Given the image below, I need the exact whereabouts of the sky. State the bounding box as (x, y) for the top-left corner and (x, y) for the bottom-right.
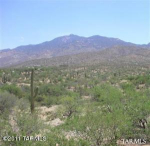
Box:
(0, 0), (150, 50)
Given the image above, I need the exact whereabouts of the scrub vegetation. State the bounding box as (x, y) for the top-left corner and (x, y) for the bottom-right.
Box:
(0, 64), (150, 146)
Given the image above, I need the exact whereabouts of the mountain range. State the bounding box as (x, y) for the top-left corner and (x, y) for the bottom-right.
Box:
(0, 34), (150, 68)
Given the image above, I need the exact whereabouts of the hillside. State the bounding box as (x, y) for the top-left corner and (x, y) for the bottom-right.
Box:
(14, 46), (150, 68)
(1, 34), (150, 68)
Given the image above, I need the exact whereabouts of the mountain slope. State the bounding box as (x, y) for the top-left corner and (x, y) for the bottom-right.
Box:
(0, 34), (149, 68)
(13, 46), (150, 68)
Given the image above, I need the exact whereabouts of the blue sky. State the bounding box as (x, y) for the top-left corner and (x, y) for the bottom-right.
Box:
(0, 0), (149, 50)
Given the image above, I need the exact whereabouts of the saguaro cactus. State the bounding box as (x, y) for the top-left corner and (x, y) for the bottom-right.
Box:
(2, 74), (7, 83)
(30, 69), (38, 114)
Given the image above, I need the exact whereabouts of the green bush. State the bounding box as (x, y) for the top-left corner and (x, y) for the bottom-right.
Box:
(128, 75), (150, 86)
(16, 111), (43, 136)
(92, 84), (122, 104)
(62, 105), (131, 146)
(39, 84), (67, 97)
(60, 96), (79, 118)
(44, 95), (61, 106)
(16, 98), (30, 111)
(0, 91), (17, 117)
(0, 84), (24, 98)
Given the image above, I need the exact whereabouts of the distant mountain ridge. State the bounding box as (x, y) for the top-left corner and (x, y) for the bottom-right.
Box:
(14, 46), (150, 68)
(0, 34), (149, 67)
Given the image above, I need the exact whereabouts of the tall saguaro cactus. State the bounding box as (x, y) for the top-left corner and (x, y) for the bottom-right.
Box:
(30, 69), (38, 114)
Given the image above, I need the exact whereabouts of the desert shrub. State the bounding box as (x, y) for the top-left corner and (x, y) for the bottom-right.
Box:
(120, 88), (150, 139)
(44, 95), (61, 106)
(0, 84), (24, 98)
(134, 75), (149, 85)
(128, 75), (150, 86)
(38, 83), (79, 106)
(77, 86), (92, 96)
(127, 92), (150, 117)
(39, 84), (67, 97)
(16, 110), (43, 136)
(0, 91), (17, 141)
(46, 131), (89, 146)
(60, 96), (79, 118)
(128, 76), (135, 81)
(120, 82), (134, 91)
(0, 91), (17, 115)
(120, 82), (136, 97)
(35, 95), (46, 102)
(92, 84), (122, 104)
(21, 85), (30, 93)
(0, 117), (15, 146)
(16, 98), (30, 111)
(82, 112), (131, 145)
(62, 105), (131, 146)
